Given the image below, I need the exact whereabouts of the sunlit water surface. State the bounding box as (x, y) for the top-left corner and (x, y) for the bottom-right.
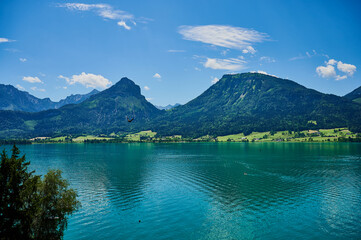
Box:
(7, 143), (361, 239)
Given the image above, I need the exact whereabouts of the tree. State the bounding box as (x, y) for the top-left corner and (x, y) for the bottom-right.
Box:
(0, 145), (80, 240)
(34, 170), (79, 240)
(0, 145), (38, 239)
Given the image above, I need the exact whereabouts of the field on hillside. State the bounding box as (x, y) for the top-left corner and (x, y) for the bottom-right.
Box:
(217, 128), (357, 142)
(26, 128), (360, 143)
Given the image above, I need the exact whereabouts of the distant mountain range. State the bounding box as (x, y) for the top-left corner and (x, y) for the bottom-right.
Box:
(0, 78), (160, 138)
(0, 84), (99, 112)
(155, 103), (181, 110)
(0, 73), (360, 139)
(54, 89), (100, 108)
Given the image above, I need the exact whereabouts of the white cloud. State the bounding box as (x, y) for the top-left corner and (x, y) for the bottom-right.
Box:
(137, 17), (153, 24)
(178, 25), (267, 50)
(335, 75), (347, 81)
(250, 70), (278, 77)
(204, 57), (247, 71)
(117, 21), (131, 30)
(60, 3), (104, 11)
(16, 84), (25, 91)
(167, 49), (185, 53)
(221, 49), (230, 56)
(4, 48), (19, 52)
(0, 38), (15, 43)
(194, 67), (201, 71)
(60, 3), (133, 19)
(211, 77), (219, 84)
(153, 73), (161, 79)
(316, 59), (356, 80)
(254, 70), (267, 75)
(146, 97), (153, 101)
(144, 86), (150, 91)
(290, 55), (305, 61)
(290, 50), (324, 61)
(30, 87), (45, 92)
(23, 76), (43, 83)
(337, 61), (356, 76)
(59, 3), (135, 29)
(19, 58), (27, 62)
(99, 8), (133, 20)
(58, 75), (69, 81)
(59, 72), (111, 89)
(242, 46), (256, 54)
(327, 59), (337, 65)
(316, 65), (336, 78)
(260, 56), (275, 63)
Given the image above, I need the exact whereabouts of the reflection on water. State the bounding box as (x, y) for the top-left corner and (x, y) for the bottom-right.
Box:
(8, 142), (361, 239)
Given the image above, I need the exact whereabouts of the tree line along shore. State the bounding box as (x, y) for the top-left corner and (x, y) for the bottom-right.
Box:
(1, 128), (360, 145)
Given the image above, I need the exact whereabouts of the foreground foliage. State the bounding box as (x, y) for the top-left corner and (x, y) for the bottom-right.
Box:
(0, 145), (80, 240)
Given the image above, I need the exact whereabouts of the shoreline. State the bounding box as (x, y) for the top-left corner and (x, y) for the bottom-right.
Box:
(1, 127), (360, 145)
(1, 139), (361, 145)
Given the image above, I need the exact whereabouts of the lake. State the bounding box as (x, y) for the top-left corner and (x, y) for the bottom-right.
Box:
(8, 143), (361, 239)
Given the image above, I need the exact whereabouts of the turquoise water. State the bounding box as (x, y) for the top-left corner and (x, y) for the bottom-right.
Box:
(8, 143), (361, 239)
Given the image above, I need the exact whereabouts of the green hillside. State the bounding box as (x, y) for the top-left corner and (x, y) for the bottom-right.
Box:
(344, 86), (361, 104)
(0, 78), (161, 138)
(153, 73), (361, 137)
(0, 73), (360, 139)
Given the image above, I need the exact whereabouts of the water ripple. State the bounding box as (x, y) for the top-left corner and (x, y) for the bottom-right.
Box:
(12, 142), (361, 239)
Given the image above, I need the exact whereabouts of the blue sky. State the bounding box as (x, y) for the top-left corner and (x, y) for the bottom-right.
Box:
(1, 0), (360, 105)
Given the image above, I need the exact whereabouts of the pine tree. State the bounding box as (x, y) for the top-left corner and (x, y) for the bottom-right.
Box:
(0, 145), (80, 240)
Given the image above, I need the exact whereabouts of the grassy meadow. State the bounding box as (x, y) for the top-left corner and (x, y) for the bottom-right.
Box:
(25, 127), (361, 144)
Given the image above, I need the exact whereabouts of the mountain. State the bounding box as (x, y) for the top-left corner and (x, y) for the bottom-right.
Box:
(344, 86), (361, 104)
(152, 73), (361, 137)
(0, 73), (360, 139)
(0, 84), (54, 112)
(155, 103), (181, 110)
(0, 78), (161, 138)
(54, 89), (99, 108)
(0, 84), (99, 112)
